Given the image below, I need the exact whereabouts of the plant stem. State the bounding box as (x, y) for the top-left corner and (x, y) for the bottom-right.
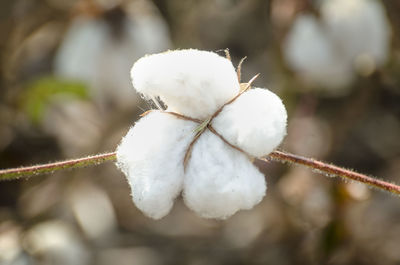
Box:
(0, 152), (116, 181)
(1, 150), (399, 196)
(264, 151), (400, 195)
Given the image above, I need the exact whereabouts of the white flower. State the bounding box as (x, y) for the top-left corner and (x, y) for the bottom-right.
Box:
(284, 0), (391, 91)
(116, 49), (287, 219)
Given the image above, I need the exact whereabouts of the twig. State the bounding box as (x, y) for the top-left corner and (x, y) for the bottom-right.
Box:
(1, 150), (399, 197)
(264, 151), (400, 195)
(0, 152), (116, 181)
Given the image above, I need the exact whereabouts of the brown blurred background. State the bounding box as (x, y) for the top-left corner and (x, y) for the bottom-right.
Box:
(1, 0), (400, 264)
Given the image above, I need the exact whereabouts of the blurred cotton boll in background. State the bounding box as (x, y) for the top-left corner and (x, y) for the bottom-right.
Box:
(321, 0), (391, 73)
(284, 0), (391, 94)
(23, 221), (90, 265)
(67, 180), (117, 241)
(54, 1), (171, 111)
(283, 15), (354, 91)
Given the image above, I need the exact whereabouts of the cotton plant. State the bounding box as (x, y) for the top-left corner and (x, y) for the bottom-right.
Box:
(2, 52), (399, 222)
(116, 49), (287, 219)
(284, 0), (391, 91)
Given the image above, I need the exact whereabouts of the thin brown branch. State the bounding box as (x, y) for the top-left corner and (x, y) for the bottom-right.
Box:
(1, 149), (399, 196)
(0, 152), (117, 181)
(264, 151), (400, 195)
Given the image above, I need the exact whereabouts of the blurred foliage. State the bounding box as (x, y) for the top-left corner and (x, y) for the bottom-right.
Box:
(20, 77), (88, 123)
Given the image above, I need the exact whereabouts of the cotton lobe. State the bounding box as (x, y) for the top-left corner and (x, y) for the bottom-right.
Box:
(117, 49), (287, 219)
(212, 88), (287, 157)
(183, 130), (266, 219)
(117, 111), (196, 219)
(131, 49), (240, 119)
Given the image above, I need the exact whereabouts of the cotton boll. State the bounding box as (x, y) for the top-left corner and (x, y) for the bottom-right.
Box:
(212, 88), (287, 157)
(285, 0), (390, 90)
(183, 130), (266, 219)
(131, 49), (240, 119)
(116, 112), (197, 219)
(54, 17), (106, 82)
(284, 15), (331, 71)
(321, 0), (391, 67)
(284, 15), (354, 89)
(55, 11), (171, 111)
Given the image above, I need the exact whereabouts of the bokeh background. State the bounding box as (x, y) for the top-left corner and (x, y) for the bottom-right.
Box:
(1, 0), (400, 264)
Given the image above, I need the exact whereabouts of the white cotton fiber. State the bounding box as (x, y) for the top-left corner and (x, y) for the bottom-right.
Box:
(130, 49), (240, 119)
(116, 111), (197, 219)
(183, 130), (266, 219)
(117, 48), (290, 220)
(212, 88), (287, 157)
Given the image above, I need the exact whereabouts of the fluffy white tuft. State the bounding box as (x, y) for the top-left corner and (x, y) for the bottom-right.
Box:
(116, 111), (196, 219)
(130, 49), (240, 119)
(117, 49), (289, 220)
(183, 130), (266, 219)
(212, 88), (287, 157)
